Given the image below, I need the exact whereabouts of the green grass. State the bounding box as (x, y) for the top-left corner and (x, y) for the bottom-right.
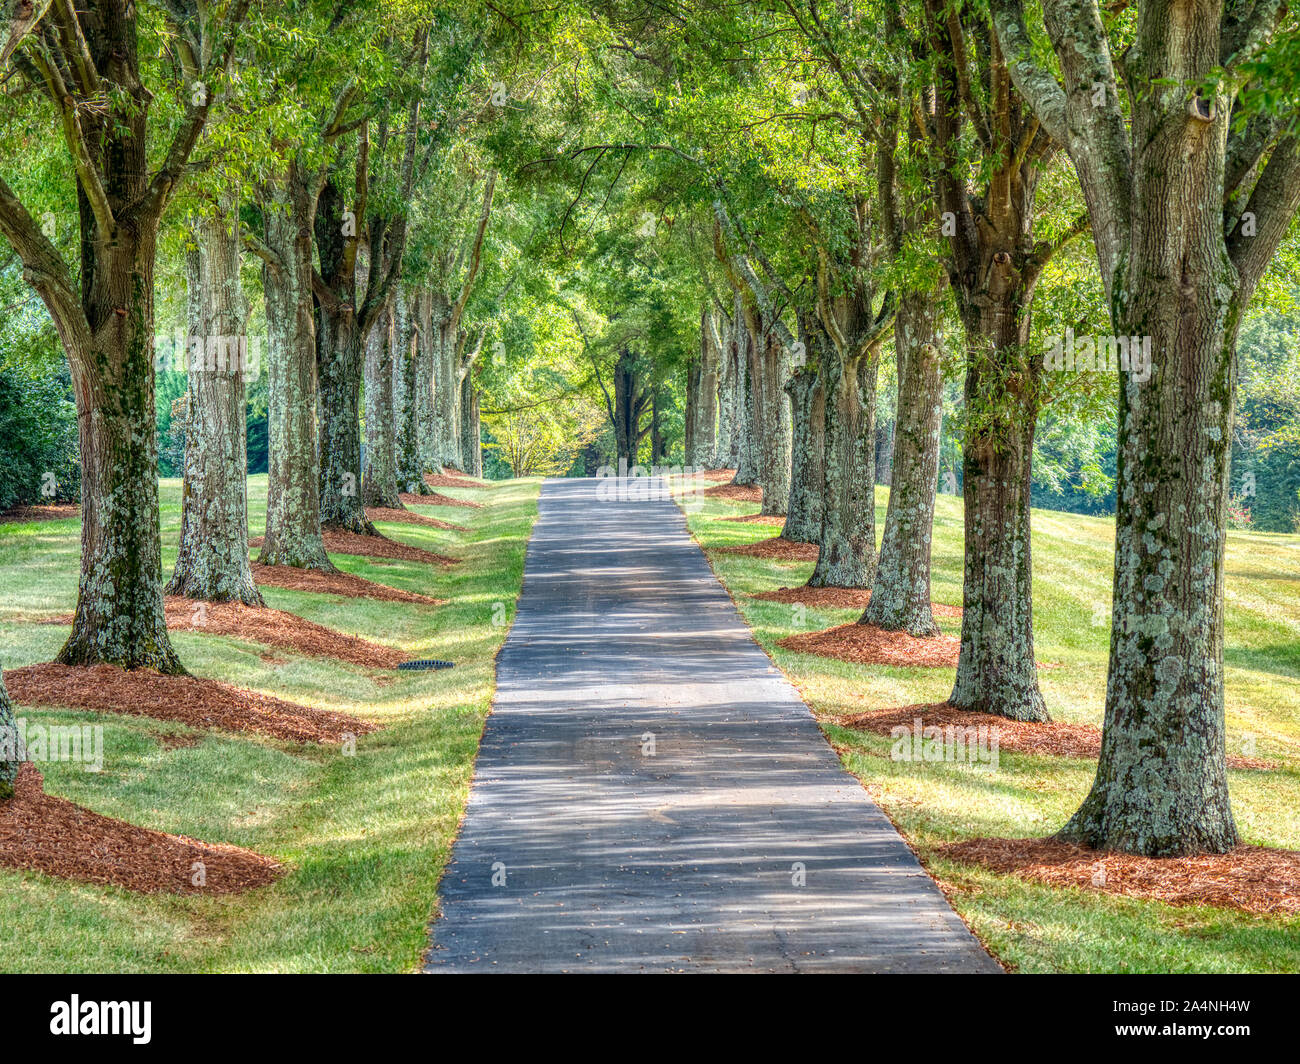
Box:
(679, 483), (1300, 973)
(0, 473), (540, 972)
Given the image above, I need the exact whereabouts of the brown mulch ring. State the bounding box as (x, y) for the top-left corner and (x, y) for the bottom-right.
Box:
(164, 599), (406, 669)
(250, 563), (444, 606)
(721, 513), (789, 527)
(834, 701), (1276, 769)
(0, 503), (81, 524)
(424, 471), (491, 489)
(250, 531), (458, 566)
(779, 622), (962, 667)
(42, 598), (408, 670)
(400, 491), (484, 510)
(754, 586), (963, 617)
(937, 835), (1300, 917)
(701, 482), (764, 503)
(365, 506), (470, 533)
(0, 764), (281, 894)
(5, 664), (375, 745)
(712, 537), (820, 562)
(700, 468), (738, 482)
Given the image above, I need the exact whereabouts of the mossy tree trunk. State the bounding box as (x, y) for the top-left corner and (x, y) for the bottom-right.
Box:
(256, 166), (334, 571)
(459, 370), (482, 477)
(805, 280), (889, 589)
(0, 675), (19, 800)
(0, 2), (249, 672)
(166, 195), (263, 604)
(363, 301), (402, 508)
(993, 0), (1300, 851)
(394, 290), (426, 494)
(782, 335), (824, 544)
(412, 289), (441, 485)
(749, 327), (792, 516)
(863, 293), (944, 634)
(926, 0), (1059, 721)
(314, 178), (376, 535)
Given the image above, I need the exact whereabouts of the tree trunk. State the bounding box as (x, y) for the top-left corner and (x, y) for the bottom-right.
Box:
(875, 415), (895, 486)
(685, 357), (699, 465)
(687, 304), (721, 467)
(716, 312), (740, 468)
(1, 674), (20, 801)
(166, 197), (263, 605)
(863, 293), (944, 634)
(949, 281), (1048, 721)
(258, 168), (334, 571)
(1060, 208), (1244, 852)
(433, 299), (462, 470)
(57, 229), (181, 671)
(314, 182), (374, 535)
(394, 291), (425, 494)
(459, 370), (481, 476)
(363, 302), (402, 508)
(731, 299), (761, 485)
(782, 354), (825, 544)
(808, 340), (879, 588)
(749, 328), (791, 514)
(412, 289), (440, 486)
(611, 348), (646, 468)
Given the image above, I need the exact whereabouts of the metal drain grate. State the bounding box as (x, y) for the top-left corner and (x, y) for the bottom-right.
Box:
(397, 659), (455, 671)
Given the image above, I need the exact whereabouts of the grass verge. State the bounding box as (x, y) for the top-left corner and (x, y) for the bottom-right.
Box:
(679, 483), (1300, 974)
(0, 473), (539, 972)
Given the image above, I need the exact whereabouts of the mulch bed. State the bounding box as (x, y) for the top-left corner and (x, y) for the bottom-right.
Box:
(835, 702), (1276, 769)
(0, 764), (281, 894)
(0, 503), (81, 524)
(42, 599), (408, 670)
(251, 531), (458, 566)
(424, 471), (490, 490)
(365, 506), (469, 533)
(712, 537), (819, 562)
(251, 563), (444, 605)
(163, 599), (406, 669)
(400, 491), (483, 510)
(702, 482), (764, 504)
(754, 586), (963, 617)
(778, 622), (962, 667)
(701, 468), (737, 482)
(937, 835), (1300, 917)
(4, 664), (375, 744)
(721, 513), (788, 527)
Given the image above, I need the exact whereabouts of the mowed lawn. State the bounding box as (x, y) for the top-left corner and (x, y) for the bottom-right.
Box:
(0, 474), (540, 973)
(682, 484), (1300, 973)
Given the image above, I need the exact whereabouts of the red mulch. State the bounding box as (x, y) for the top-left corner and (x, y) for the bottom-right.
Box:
(400, 491), (483, 510)
(701, 468), (737, 482)
(251, 531), (458, 566)
(702, 482), (764, 503)
(779, 622), (962, 667)
(754, 586), (963, 617)
(4, 664), (375, 745)
(836, 701), (1276, 769)
(0, 764), (281, 894)
(366, 506), (469, 533)
(251, 563), (444, 605)
(42, 599), (408, 670)
(938, 835), (1300, 917)
(164, 599), (406, 669)
(424, 471), (490, 490)
(0, 503), (80, 524)
(713, 537), (819, 561)
(721, 513), (788, 527)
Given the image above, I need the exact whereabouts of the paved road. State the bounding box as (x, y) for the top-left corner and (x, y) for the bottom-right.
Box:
(424, 477), (999, 973)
